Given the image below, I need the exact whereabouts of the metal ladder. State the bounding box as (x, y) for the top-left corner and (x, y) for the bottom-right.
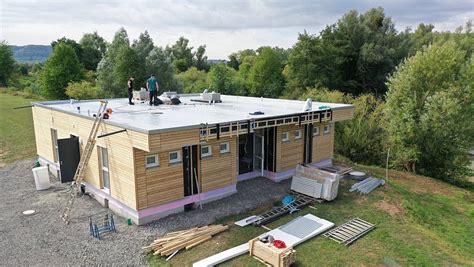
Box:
(253, 195), (315, 226)
(61, 100), (108, 224)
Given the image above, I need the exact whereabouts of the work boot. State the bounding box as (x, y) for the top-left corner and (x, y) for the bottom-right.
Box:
(129, 102), (135, 105)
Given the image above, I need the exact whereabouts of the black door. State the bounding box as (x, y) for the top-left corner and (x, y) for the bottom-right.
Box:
(304, 123), (313, 164)
(183, 145), (199, 196)
(263, 127), (276, 172)
(58, 136), (80, 183)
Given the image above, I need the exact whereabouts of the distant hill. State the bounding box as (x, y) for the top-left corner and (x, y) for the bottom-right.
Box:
(10, 45), (52, 62)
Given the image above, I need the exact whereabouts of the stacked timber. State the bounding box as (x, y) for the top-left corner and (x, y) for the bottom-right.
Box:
(143, 224), (229, 256)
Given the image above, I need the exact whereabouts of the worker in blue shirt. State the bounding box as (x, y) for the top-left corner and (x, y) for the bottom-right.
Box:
(147, 74), (159, 106)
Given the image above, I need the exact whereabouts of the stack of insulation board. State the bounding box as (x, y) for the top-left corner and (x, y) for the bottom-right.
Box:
(291, 164), (340, 201)
(144, 225), (228, 256)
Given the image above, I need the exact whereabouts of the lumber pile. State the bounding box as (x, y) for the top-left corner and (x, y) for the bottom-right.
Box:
(143, 224), (229, 257)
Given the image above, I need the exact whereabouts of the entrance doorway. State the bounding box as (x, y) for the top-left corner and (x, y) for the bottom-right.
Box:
(183, 145), (199, 211)
(238, 128), (276, 176)
(303, 123), (313, 163)
(57, 136), (80, 183)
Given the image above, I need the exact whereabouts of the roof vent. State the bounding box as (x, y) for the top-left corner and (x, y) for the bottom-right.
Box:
(201, 91), (221, 102)
(302, 98), (312, 112)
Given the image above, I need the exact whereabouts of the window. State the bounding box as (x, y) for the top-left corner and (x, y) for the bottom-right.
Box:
(294, 130), (302, 140)
(201, 145), (212, 157)
(99, 147), (110, 193)
(324, 124), (331, 134)
(220, 142), (230, 154)
(313, 126), (320, 136)
(169, 151), (181, 164)
(51, 129), (59, 162)
(146, 154), (159, 168)
(282, 132), (289, 142)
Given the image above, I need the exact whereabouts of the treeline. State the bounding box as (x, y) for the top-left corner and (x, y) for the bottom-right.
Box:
(0, 7), (472, 187)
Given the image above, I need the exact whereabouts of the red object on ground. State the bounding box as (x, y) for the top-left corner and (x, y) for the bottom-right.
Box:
(273, 240), (286, 249)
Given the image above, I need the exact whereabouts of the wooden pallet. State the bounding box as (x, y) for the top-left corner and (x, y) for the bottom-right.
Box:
(323, 218), (375, 246)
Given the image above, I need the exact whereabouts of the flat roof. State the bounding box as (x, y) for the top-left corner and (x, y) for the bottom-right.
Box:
(33, 94), (353, 133)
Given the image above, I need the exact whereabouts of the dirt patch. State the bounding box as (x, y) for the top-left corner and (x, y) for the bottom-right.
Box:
(373, 200), (403, 216)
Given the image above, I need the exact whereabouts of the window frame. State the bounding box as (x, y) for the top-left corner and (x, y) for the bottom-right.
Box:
(169, 150), (182, 164)
(51, 128), (59, 163)
(201, 145), (212, 158)
(219, 142), (230, 154)
(99, 146), (110, 194)
(282, 131), (289, 142)
(294, 129), (302, 140)
(313, 125), (320, 136)
(323, 124), (331, 135)
(146, 154), (159, 168)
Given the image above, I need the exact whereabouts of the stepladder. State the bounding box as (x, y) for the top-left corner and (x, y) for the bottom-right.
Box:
(61, 100), (108, 224)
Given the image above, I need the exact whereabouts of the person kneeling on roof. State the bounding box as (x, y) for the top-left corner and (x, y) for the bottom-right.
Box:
(147, 74), (160, 106)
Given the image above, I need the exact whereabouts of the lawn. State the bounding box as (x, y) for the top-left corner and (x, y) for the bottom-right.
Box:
(149, 165), (474, 266)
(0, 91), (38, 165)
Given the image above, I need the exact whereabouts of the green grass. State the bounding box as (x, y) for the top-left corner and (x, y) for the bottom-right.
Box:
(0, 90), (39, 165)
(149, 166), (474, 266)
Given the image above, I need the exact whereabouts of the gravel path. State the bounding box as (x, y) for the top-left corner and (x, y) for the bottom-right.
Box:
(0, 159), (290, 266)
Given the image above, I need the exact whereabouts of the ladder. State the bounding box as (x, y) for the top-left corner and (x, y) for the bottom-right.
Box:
(61, 100), (108, 224)
(253, 195), (315, 226)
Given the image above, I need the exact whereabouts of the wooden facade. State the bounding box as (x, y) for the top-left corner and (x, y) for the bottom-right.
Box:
(32, 103), (353, 221)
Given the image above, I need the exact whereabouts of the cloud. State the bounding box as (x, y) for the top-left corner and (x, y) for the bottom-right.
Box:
(1, 0), (472, 58)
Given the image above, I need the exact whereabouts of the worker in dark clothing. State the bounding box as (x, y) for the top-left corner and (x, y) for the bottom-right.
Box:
(127, 77), (135, 105)
(147, 74), (159, 106)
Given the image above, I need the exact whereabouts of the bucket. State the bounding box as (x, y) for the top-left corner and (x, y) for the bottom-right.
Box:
(32, 166), (50, 190)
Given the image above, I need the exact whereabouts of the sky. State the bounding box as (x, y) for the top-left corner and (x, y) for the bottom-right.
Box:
(1, 0), (473, 59)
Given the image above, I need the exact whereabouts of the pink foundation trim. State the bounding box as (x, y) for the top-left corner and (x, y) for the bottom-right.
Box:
(237, 171), (260, 181)
(138, 184), (237, 218)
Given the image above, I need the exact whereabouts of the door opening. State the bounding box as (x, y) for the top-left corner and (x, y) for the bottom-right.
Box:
(183, 145), (199, 211)
(304, 123), (313, 164)
(238, 133), (254, 174)
(57, 136), (80, 183)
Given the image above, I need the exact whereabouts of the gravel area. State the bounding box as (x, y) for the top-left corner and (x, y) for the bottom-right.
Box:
(0, 159), (290, 266)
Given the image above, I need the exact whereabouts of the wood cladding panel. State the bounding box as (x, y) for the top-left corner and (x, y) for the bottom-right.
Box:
(276, 125), (304, 172)
(200, 136), (237, 192)
(134, 148), (184, 209)
(312, 123), (334, 163)
(332, 107), (354, 122)
(32, 106), (138, 209)
(149, 129), (200, 151)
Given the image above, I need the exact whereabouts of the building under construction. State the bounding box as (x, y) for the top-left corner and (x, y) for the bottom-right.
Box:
(32, 94), (354, 224)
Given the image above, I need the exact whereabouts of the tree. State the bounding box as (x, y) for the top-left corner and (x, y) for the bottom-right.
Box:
(285, 8), (408, 97)
(385, 42), (474, 184)
(248, 47), (285, 98)
(51, 37), (83, 64)
(194, 45), (209, 71)
(0, 41), (15, 87)
(208, 63), (242, 95)
(176, 67), (208, 93)
(65, 81), (99, 99)
(132, 31), (155, 87)
(97, 28), (139, 97)
(166, 37), (194, 73)
(146, 47), (180, 92)
(80, 32), (107, 71)
(227, 49), (256, 70)
(40, 43), (84, 99)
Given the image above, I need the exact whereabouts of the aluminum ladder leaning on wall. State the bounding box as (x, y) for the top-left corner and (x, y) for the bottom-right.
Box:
(61, 100), (108, 224)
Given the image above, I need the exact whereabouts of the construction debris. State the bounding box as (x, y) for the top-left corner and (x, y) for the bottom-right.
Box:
(144, 224), (229, 257)
(291, 164), (340, 201)
(89, 213), (116, 240)
(249, 237), (295, 267)
(323, 218), (375, 246)
(252, 194), (316, 226)
(350, 177), (385, 194)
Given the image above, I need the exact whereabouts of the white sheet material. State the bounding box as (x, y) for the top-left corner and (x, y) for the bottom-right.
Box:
(193, 214), (334, 267)
(234, 215), (259, 227)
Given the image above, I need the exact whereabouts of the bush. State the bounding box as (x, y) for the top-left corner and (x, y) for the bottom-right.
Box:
(65, 81), (99, 100)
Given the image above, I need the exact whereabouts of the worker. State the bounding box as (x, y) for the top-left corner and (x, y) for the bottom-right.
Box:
(146, 74), (160, 106)
(127, 76), (135, 105)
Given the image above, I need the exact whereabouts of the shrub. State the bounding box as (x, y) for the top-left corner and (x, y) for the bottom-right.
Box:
(65, 81), (99, 100)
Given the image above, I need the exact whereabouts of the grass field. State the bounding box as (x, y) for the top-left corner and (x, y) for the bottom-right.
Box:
(148, 165), (474, 266)
(0, 91), (38, 165)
